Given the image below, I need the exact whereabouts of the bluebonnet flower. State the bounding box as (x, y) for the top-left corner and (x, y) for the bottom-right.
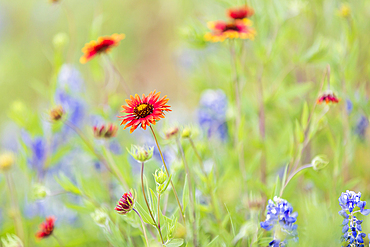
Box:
(346, 99), (353, 114)
(339, 190), (370, 247)
(355, 115), (368, 138)
(260, 196), (298, 246)
(57, 64), (85, 94)
(197, 89), (228, 141)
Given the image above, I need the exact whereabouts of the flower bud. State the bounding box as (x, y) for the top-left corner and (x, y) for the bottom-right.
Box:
(181, 127), (192, 138)
(127, 145), (153, 163)
(165, 127), (179, 139)
(53, 32), (68, 48)
(337, 4), (350, 18)
(312, 155), (329, 171)
(1, 234), (24, 247)
(49, 105), (64, 121)
(93, 124), (118, 139)
(115, 191), (135, 215)
(0, 152), (15, 171)
(91, 208), (109, 226)
(154, 168), (167, 185)
(31, 183), (49, 200)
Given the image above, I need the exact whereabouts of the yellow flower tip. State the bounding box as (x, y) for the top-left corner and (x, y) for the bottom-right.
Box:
(338, 4), (351, 18)
(79, 57), (87, 64)
(242, 18), (253, 26)
(0, 152), (15, 171)
(207, 21), (216, 29)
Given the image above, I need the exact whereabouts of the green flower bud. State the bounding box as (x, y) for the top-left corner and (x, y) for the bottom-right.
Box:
(154, 168), (167, 185)
(32, 183), (49, 200)
(53, 32), (69, 49)
(181, 127), (192, 138)
(91, 208), (109, 227)
(312, 155), (329, 171)
(1, 234), (24, 247)
(0, 152), (15, 172)
(127, 145), (154, 163)
(165, 127), (179, 139)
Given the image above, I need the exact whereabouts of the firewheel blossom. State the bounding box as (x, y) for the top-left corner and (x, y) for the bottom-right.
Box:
(80, 33), (125, 64)
(115, 191), (135, 215)
(118, 90), (171, 133)
(35, 216), (56, 239)
(204, 19), (256, 42)
(227, 5), (254, 20)
(260, 197), (298, 246)
(316, 91), (340, 104)
(339, 190), (370, 246)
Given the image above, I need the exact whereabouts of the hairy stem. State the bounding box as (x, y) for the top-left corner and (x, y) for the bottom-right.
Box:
(150, 125), (185, 223)
(133, 208), (150, 247)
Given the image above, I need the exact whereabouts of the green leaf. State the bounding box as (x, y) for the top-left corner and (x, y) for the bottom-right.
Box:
(182, 174), (189, 211)
(165, 238), (184, 247)
(301, 101), (309, 129)
(55, 173), (81, 195)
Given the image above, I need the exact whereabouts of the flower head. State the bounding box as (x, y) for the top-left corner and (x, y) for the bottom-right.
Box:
(316, 91), (340, 104)
(36, 216), (55, 239)
(0, 152), (15, 171)
(227, 6), (254, 20)
(91, 208), (109, 226)
(80, 33), (125, 64)
(337, 3), (351, 18)
(49, 105), (64, 121)
(93, 124), (118, 139)
(127, 145), (154, 163)
(115, 191), (135, 215)
(338, 190), (370, 214)
(260, 197), (298, 245)
(118, 90), (171, 133)
(165, 126), (179, 139)
(204, 19), (256, 42)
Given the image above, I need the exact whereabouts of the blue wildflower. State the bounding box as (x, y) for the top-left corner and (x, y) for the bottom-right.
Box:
(346, 99), (353, 114)
(197, 89), (228, 141)
(57, 64), (85, 94)
(339, 190), (370, 247)
(260, 196), (298, 246)
(355, 115), (368, 138)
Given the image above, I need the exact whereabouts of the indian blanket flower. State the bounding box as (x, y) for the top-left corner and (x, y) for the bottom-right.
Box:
(339, 191), (370, 247)
(260, 196), (298, 246)
(115, 192), (135, 215)
(227, 5), (254, 20)
(118, 90), (171, 133)
(204, 19), (256, 42)
(93, 124), (118, 138)
(36, 216), (55, 239)
(80, 33), (125, 64)
(317, 91), (340, 104)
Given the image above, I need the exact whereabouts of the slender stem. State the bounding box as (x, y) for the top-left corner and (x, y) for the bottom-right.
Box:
(5, 173), (24, 242)
(229, 40), (246, 180)
(188, 137), (220, 221)
(326, 65), (331, 90)
(103, 143), (129, 190)
(157, 193), (161, 230)
(149, 126), (185, 223)
(176, 138), (198, 247)
(140, 162), (164, 244)
(52, 234), (64, 247)
(280, 164), (313, 197)
(104, 55), (131, 96)
(64, 120), (128, 189)
(133, 208), (150, 247)
(257, 66), (266, 185)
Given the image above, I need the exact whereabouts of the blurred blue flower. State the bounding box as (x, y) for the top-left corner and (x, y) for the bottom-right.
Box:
(197, 89), (228, 141)
(260, 196), (298, 245)
(21, 132), (47, 175)
(346, 99), (353, 114)
(339, 190), (369, 247)
(355, 115), (368, 138)
(57, 64), (85, 94)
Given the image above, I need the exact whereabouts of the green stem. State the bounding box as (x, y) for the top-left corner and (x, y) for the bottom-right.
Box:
(103, 143), (129, 190)
(104, 55), (131, 96)
(52, 234), (64, 247)
(176, 138), (198, 247)
(149, 126), (186, 223)
(141, 162), (164, 244)
(157, 193), (161, 230)
(133, 208), (150, 247)
(280, 164), (313, 197)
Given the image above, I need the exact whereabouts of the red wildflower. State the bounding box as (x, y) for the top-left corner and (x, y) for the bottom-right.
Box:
(118, 90), (171, 133)
(227, 6), (254, 20)
(115, 192), (135, 215)
(317, 91), (340, 104)
(80, 33), (125, 64)
(36, 216), (55, 239)
(204, 19), (256, 42)
(93, 124), (118, 138)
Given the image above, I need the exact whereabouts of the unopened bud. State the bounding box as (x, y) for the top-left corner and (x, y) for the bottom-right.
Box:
(127, 145), (153, 163)
(312, 155), (329, 171)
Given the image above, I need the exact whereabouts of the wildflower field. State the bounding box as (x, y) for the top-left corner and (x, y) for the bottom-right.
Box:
(1, 0), (370, 246)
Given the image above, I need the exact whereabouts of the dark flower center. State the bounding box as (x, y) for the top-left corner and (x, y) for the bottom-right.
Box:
(223, 24), (240, 32)
(134, 103), (154, 119)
